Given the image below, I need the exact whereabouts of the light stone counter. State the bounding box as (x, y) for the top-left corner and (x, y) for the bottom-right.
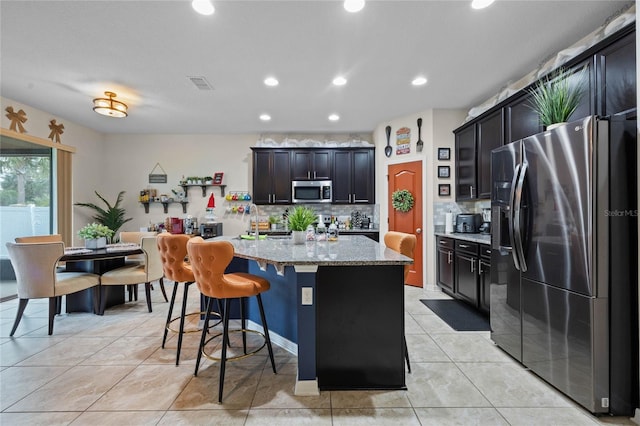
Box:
(215, 234), (412, 267)
(434, 232), (491, 245)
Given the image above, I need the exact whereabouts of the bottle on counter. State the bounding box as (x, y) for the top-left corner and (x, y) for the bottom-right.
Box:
(306, 225), (316, 241)
(328, 222), (339, 242)
(316, 222), (327, 241)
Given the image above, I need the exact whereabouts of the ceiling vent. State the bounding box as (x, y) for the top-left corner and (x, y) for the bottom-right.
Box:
(188, 76), (214, 90)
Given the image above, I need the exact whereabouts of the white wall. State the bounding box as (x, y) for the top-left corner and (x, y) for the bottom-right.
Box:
(373, 108), (466, 287)
(101, 133), (258, 238)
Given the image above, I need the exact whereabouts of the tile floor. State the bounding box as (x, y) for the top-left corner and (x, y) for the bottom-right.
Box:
(0, 283), (636, 425)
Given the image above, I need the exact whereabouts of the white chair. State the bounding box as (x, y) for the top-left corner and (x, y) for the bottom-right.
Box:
(99, 236), (163, 314)
(6, 241), (100, 336)
(119, 231), (167, 302)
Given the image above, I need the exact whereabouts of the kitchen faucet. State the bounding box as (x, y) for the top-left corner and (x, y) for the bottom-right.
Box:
(249, 203), (260, 237)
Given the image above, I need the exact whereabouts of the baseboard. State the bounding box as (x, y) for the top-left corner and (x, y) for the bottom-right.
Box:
(247, 319), (297, 355)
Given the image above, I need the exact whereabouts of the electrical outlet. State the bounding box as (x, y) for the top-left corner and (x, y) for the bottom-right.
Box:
(302, 287), (313, 305)
(601, 397), (609, 408)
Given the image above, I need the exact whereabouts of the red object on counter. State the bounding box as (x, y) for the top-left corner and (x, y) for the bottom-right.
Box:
(171, 217), (184, 234)
(207, 193), (215, 208)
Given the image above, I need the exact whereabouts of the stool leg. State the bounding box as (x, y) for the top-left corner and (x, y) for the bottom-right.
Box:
(163, 281), (179, 349)
(144, 282), (153, 313)
(219, 298), (231, 403)
(195, 297), (213, 376)
(240, 297), (247, 354)
(176, 282), (191, 365)
(404, 335), (411, 373)
(256, 294), (276, 374)
(159, 277), (169, 302)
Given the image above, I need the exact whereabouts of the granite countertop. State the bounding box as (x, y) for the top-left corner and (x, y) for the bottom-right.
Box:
(434, 232), (491, 245)
(250, 228), (380, 235)
(214, 234), (411, 267)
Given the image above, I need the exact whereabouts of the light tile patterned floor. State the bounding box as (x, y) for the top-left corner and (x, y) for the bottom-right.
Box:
(0, 283), (636, 425)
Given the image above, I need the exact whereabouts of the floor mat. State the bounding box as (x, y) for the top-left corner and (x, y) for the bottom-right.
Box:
(420, 299), (490, 331)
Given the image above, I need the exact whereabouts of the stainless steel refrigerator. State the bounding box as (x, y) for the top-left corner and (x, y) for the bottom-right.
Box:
(490, 114), (638, 415)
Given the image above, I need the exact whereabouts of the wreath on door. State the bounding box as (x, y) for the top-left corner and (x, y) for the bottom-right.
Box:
(392, 189), (414, 212)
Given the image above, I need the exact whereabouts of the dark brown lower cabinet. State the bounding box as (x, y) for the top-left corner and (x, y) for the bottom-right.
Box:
(436, 237), (455, 296)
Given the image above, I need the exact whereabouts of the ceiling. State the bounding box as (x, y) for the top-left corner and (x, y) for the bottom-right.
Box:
(0, 0), (632, 135)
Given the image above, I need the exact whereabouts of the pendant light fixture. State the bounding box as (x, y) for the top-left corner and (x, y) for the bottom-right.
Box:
(344, 0), (365, 13)
(92, 91), (128, 118)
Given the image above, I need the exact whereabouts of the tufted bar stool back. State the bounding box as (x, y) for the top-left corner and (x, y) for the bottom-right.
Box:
(384, 231), (417, 374)
(187, 237), (277, 403)
(156, 233), (199, 365)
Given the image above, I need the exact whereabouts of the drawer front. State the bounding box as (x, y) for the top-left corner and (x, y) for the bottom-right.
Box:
(480, 244), (491, 259)
(455, 240), (478, 255)
(437, 237), (454, 250)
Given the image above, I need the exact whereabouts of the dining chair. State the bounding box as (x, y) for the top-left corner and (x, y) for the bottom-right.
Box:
(14, 234), (63, 243)
(99, 236), (163, 314)
(187, 237), (277, 403)
(383, 231), (417, 373)
(6, 241), (101, 336)
(119, 231), (167, 302)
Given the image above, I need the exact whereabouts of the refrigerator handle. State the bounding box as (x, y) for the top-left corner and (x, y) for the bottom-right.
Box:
(508, 163), (521, 271)
(513, 162), (528, 272)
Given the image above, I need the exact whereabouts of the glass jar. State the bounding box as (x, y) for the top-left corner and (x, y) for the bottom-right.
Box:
(306, 225), (316, 241)
(316, 223), (327, 241)
(328, 223), (339, 242)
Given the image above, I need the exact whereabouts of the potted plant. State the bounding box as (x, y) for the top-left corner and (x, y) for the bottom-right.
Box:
(528, 66), (587, 130)
(287, 206), (316, 244)
(74, 191), (132, 242)
(268, 215), (280, 230)
(78, 222), (114, 249)
(203, 176), (213, 184)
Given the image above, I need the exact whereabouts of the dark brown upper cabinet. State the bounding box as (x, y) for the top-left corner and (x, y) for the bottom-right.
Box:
(291, 150), (332, 180)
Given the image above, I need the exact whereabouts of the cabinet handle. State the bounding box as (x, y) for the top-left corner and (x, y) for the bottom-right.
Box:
(348, 194), (352, 203)
(471, 259), (475, 273)
(307, 171), (311, 179)
(353, 193), (356, 203)
(460, 244), (469, 248)
(470, 186), (475, 198)
(313, 171), (317, 179)
(447, 251), (452, 264)
(478, 261), (483, 275)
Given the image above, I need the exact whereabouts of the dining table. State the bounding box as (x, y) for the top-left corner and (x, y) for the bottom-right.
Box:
(61, 243), (144, 314)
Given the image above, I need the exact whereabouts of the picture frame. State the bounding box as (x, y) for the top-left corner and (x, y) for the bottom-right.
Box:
(438, 166), (450, 179)
(438, 147), (451, 161)
(438, 184), (451, 197)
(213, 172), (224, 185)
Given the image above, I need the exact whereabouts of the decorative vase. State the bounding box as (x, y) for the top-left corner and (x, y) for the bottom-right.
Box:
(292, 231), (306, 245)
(85, 237), (107, 250)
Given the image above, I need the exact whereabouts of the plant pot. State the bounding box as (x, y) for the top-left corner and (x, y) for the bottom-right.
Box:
(546, 122), (566, 131)
(85, 237), (107, 250)
(271, 224), (278, 230)
(292, 231), (306, 245)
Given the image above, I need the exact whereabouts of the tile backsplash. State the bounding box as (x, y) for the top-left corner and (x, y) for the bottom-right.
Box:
(433, 200), (490, 227)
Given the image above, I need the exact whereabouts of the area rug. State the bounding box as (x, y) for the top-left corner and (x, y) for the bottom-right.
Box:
(420, 299), (490, 331)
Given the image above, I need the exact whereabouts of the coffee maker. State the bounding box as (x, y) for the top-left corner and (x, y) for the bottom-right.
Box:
(479, 208), (491, 234)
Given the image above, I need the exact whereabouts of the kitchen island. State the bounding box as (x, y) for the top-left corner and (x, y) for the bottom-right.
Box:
(214, 235), (412, 395)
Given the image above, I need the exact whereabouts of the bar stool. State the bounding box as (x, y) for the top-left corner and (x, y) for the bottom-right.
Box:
(384, 231), (417, 373)
(187, 237), (277, 403)
(157, 233), (218, 365)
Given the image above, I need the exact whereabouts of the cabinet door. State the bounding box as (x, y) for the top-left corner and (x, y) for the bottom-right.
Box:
(455, 124), (476, 200)
(332, 150), (352, 203)
(312, 150), (332, 180)
(476, 109), (503, 199)
(567, 59), (595, 122)
(479, 259), (491, 314)
(351, 150), (374, 203)
(291, 151), (313, 180)
(596, 31), (636, 116)
(436, 248), (455, 294)
(505, 92), (543, 144)
(271, 151), (292, 204)
(455, 253), (478, 306)
(253, 150), (273, 204)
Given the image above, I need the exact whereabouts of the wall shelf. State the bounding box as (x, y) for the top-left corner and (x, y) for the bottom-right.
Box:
(180, 183), (227, 197)
(141, 201), (188, 214)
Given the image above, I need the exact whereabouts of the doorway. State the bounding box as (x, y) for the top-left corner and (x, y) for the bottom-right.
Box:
(388, 160), (423, 287)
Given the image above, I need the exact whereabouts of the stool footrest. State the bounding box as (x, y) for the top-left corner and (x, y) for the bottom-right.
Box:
(202, 329), (267, 362)
(166, 311), (221, 334)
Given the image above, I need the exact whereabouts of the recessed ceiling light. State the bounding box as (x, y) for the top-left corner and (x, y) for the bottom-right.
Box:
(328, 114), (340, 121)
(471, 0), (495, 10)
(344, 0), (365, 13)
(259, 114), (271, 121)
(332, 76), (347, 86)
(192, 0), (214, 16)
(412, 76), (428, 86)
(264, 77), (279, 87)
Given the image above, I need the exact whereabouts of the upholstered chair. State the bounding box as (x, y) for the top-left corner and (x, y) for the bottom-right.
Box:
(99, 236), (163, 314)
(187, 237), (276, 403)
(119, 231), (167, 302)
(156, 233), (199, 365)
(14, 234), (63, 243)
(6, 241), (100, 336)
(383, 231), (417, 373)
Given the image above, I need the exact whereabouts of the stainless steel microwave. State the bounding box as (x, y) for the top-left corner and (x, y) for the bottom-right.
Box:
(292, 180), (332, 203)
